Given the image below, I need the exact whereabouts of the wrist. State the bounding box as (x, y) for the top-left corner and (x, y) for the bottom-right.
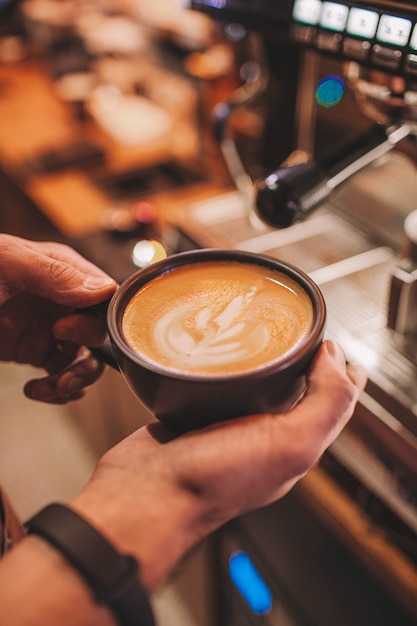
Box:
(25, 504), (155, 626)
(71, 477), (207, 591)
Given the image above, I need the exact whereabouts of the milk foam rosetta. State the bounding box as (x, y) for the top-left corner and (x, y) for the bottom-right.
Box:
(121, 261), (314, 376)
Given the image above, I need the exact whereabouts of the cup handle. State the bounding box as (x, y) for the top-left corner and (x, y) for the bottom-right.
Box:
(75, 300), (120, 371)
(89, 343), (120, 371)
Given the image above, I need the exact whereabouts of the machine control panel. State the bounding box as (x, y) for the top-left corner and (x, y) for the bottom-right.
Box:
(192, 0), (417, 76)
(291, 0), (417, 75)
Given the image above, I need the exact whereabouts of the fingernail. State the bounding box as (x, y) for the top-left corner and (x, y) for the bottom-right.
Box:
(62, 376), (82, 397)
(325, 340), (345, 364)
(83, 276), (115, 290)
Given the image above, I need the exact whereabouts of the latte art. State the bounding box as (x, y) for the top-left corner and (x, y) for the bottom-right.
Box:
(152, 287), (270, 371)
(122, 261), (314, 376)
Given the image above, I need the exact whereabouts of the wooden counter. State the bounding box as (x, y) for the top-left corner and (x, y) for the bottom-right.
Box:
(0, 59), (229, 237)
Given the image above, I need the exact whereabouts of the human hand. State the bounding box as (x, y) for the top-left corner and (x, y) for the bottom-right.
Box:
(72, 340), (367, 590)
(0, 235), (117, 403)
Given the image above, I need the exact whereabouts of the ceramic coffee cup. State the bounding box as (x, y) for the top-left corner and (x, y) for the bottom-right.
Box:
(104, 248), (326, 432)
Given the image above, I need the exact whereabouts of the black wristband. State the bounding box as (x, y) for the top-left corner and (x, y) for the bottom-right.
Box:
(24, 503), (155, 626)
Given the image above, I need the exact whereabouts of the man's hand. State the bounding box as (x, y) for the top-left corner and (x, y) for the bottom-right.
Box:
(0, 235), (117, 403)
(72, 340), (367, 590)
(0, 340), (366, 626)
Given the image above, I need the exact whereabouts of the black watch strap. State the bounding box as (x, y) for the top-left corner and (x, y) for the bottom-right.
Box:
(24, 503), (155, 626)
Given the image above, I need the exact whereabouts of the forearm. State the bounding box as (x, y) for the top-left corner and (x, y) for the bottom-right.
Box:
(0, 470), (206, 626)
(0, 501), (202, 626)
(0, 535), (116, 626)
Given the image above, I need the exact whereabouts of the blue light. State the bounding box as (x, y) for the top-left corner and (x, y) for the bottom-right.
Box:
(200, 0), (226, 8)
(229, 551), (272, 615)
(316, 74), (345, 108)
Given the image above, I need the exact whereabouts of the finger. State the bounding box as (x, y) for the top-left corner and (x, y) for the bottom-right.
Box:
(24, 352), (104, 402)
(294, 340), (367, 428)
(166, 341), (367, 512)
(24, 376), (85, 404)
(0, 295), (72, 368)
(34, 241), (118, 306)
(43, 346), (78, 375)
(0, 235), (117, 308)
(55, 353), (105, 397)
(34, 240), (114, 277)
(276, 340), (367, 469)
(53, 311), (109, 346)
(44, 338), (80, 374)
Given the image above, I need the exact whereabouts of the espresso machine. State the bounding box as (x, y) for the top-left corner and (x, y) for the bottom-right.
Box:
(173, 1), (417, 624)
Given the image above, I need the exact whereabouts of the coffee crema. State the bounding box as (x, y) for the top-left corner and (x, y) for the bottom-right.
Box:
(121, 261), (314, 376)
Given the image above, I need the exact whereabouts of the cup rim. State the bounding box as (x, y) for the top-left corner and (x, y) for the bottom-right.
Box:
(107, 248), (326, 382)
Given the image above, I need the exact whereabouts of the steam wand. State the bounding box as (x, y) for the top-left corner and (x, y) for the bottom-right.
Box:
(255, 123), (411, 229)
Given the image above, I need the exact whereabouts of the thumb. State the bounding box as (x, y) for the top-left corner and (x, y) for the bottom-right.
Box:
(1, 236), (117, 308)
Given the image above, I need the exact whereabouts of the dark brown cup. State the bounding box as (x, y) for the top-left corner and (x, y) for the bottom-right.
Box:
(106, 249), (326, 432)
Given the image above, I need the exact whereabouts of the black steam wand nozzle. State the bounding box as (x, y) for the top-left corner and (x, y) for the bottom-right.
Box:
(255, 123), (411, 229)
